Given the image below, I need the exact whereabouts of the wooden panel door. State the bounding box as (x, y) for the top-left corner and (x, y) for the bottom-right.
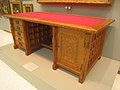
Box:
(57, 27), (85, 74)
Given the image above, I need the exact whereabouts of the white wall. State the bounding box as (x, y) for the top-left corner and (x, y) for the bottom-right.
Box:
(0, 17), (10, 32)
(0, 0), (120, 61)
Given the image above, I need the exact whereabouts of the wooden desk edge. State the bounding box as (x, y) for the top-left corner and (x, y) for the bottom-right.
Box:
(92, 19), (115, 31)
(5, 15), (114, 34)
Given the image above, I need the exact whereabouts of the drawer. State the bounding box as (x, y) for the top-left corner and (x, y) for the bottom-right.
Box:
(13, 19), (23, 26)
(14, 31), (24, 38)
(16, 41), (26, 49)
(14, 25), (24, 32)
(15, 36), (25, 44)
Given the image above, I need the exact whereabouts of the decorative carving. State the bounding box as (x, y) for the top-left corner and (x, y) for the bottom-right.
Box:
(60, 33), (78, 63)
(57, 27), (84, 72)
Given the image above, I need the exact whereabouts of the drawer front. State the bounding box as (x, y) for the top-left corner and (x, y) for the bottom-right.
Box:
(14, 31), (24, 38)
(16, 41), (26, 49)
(13, 19), (23, 26)
(13, 19), (26, 50)
(15, 36), (25, 44)
(14, 25), (24, 32)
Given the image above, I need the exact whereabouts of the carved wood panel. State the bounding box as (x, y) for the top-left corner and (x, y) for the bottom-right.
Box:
(57, 27), (85, 72)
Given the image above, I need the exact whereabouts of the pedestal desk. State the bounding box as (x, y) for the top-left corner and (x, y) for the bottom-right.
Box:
(6, 12), (114, 83)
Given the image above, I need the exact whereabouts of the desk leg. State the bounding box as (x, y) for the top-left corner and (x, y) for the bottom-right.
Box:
(52, 64), (59, 70)
(25, 50), (31, 56)
(79, 75), (85, 84)
(52, 26), (59, 70)
(79, 64), (86, 84)
(98, 55), (102, 60)
(10, 19), (18, 49)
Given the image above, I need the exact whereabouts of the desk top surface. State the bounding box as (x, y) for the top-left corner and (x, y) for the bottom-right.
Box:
(6, 12), (114, 33)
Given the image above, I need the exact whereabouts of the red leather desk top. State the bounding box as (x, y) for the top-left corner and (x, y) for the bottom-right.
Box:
(12, 12), (106, 27)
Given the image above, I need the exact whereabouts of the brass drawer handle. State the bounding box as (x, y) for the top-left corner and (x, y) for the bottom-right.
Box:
(19, 42), (22, 46)
(18, 38), (21, 41)
(17, 32), (21, 37)
(16, 26), (20, 31)
(19, 42), (21, 44)
(15, 20), (19, 24)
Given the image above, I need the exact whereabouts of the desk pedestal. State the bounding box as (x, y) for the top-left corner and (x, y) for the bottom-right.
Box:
(53, 27), (106, 83)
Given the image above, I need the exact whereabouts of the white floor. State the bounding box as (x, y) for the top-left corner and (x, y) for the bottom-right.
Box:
(112, 74), (120, 90)
(0, 29), (120, 90)
(0, 30), (37, 90)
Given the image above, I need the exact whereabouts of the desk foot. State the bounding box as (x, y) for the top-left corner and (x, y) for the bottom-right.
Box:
(52, 64), (59, 70)
(79, 75), (85, 84)
(25, 51), (31, 56)
(14, 44), (18, 49)
(98, 56), (101, 60)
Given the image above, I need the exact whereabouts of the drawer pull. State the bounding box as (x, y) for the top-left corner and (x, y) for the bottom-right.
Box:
(18, 38), (21, 41)
(15, 20), (19, 24)
(16, 26), (20, 31)
(19, 42), (22, 46)
(17, 32), (21, 36)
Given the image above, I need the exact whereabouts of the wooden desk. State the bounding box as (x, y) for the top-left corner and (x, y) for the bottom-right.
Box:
(6, 12), (114, 83)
